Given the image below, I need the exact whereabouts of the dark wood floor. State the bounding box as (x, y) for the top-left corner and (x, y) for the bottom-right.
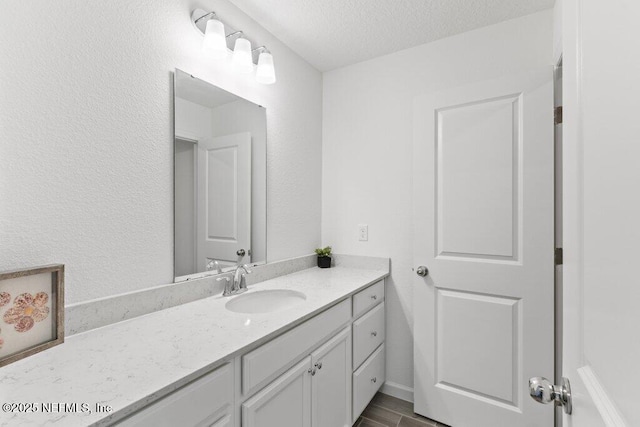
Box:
(353, 393), (450, 427)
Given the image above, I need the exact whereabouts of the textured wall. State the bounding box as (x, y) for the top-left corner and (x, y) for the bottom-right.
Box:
(322, 10), (553, 396)
(0, 0), (322, 304)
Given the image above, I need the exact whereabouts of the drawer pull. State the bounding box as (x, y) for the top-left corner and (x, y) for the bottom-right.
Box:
(371, 295), (377, 300)
(371, 377), (377, 383)
(371, 331), (377, 337)
(314, 362), (323, 370)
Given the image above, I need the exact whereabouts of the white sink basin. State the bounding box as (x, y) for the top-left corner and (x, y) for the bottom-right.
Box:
(225, 289), (307, 314)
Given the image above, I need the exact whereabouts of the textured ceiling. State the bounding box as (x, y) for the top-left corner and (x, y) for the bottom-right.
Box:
(228, 0), (554, 71)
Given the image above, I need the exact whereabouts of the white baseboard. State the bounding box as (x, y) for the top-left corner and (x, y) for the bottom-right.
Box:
(578, 365), (627, 427)
(380, 381), (414, 403)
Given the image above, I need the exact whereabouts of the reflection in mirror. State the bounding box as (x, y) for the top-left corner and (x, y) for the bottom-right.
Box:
(174, 69), (266, 281)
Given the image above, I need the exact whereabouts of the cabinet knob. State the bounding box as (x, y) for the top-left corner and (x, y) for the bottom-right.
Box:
(371, 331), (377, 337)
(314, 362), (323, 370)
(371, 295), (377, 300)
(308, 368), (316, 376)
(371, 377), (377, 383)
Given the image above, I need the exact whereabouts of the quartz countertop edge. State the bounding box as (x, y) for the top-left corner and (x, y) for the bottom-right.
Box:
(0, 266), (389, 427)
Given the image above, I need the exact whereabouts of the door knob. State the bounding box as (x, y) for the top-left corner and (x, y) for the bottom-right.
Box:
(236, 249), (246, 257)
(416, 266), (429, 277)
(529, 377), (572, 415)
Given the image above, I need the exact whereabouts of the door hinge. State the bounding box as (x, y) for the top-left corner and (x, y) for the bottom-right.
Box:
(555, 248), (563, 265)
(554, 106), (563, 125)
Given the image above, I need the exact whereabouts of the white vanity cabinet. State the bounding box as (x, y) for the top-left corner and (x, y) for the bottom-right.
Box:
(351, 280), (386, 423)
(242, 357), (312, 427)
(117, 361), (234, 427)
(242, 326), (352, 427)
(311, 327), (352, 427)
(118, 279), (386, 427)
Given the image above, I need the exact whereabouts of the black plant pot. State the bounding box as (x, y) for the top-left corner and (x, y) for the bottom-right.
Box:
(317, 256), (332, 268)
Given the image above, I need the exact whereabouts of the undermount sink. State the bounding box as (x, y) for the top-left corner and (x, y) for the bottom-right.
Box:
(225, 289), (306, 314)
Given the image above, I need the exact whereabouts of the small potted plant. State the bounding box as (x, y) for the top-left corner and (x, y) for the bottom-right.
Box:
(315, 246), (332, 268)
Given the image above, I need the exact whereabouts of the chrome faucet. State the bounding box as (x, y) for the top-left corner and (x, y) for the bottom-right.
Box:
(206, 259), (222, 274)
(233, 264), (252, 294)
(218, 264), (252, 297)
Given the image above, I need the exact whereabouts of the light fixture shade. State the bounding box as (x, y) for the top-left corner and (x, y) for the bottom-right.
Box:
(202, 18), (227, 59)
(232, 38), (254, 74)
(256, 52), (276, 84)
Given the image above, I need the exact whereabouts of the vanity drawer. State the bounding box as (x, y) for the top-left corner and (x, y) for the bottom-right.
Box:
(353, 344), (385, 423)
(117, 362), (233, 427)
(352, 302), (385, 370)
(353, 280), (384, 318)
(242, 298), (351, 396)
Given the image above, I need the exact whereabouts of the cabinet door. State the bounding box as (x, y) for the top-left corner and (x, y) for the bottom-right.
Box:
(311, 327), (352, 427)
(242, 357), (312, 427)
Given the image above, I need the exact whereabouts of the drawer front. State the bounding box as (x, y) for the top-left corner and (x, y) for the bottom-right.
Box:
(117, 362), (233, 427)
(242, 298), (351, 396)
(353, 280), (384, 319)
(352, 302), (385, 370)
(353, 344), (385, 423)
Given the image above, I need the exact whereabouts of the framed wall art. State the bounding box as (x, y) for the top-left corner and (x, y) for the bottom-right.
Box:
(0, 264), (64, 367)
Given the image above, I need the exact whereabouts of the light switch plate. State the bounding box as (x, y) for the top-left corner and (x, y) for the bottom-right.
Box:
(358, 224), (368, 241)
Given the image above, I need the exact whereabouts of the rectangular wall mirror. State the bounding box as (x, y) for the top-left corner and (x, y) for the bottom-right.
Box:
(174, 69), (267, 281)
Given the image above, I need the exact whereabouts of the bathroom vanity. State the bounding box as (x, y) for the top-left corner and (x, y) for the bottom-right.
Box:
(121, 275), (386, 427)
(0, 262), (388, 427)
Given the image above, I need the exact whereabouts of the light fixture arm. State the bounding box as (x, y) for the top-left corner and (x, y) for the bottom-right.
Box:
(252, 46), (270, 54)
(194, 11), (217, 24)
(226, 31), (244, 39)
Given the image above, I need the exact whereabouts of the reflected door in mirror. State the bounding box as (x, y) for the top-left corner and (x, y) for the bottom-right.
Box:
(197, 133), (252, 268)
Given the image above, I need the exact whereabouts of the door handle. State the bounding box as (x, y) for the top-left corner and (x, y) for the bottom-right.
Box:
(237, 249), (246, 257)
(529, 377), (572, 414)
(416, 266), (429, 277)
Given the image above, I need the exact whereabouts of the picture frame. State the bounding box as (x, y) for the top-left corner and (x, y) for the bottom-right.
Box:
(0, 264), (64, 368)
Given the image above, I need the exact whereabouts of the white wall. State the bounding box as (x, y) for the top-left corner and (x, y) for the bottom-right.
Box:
(0, 0), (322, 305)
(322, 10), (553, 394)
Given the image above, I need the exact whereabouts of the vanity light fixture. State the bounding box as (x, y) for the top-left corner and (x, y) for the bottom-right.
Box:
(231, 34), (254, 74)
(201, 15), (227, 59)
(191, 9), (276, 84)
(254, 47), (276, 85)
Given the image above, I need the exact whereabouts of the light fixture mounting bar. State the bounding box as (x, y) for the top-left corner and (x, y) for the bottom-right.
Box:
(191, 9), (262, 61)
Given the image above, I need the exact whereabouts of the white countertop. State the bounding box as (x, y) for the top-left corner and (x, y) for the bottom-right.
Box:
(0, 266), (388, 426)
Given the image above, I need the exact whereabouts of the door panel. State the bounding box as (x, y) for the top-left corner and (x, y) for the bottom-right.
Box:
(437, 94), (519, 260)
(436, 290), (519, 405)
(242, 357), (311, 427)
(197, 132), (251, 267)
(413, 70), (554, 427)
(311, 327), (351, 427)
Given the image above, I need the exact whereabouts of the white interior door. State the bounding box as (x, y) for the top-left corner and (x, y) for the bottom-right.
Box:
(196, 132), (251, 268)
(413, 70), (554, 427)
(559, 0), (638, 425)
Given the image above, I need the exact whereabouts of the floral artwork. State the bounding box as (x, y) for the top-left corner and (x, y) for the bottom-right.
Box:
(0, 265), (63, 367)
(0, 292), (10, 307)
(0, 293), (7, 349)
(3, 293), (50, 333)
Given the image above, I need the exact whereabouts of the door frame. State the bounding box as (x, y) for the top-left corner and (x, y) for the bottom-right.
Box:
(174, 133), (199, 282)
(554, 57), (563, 427)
